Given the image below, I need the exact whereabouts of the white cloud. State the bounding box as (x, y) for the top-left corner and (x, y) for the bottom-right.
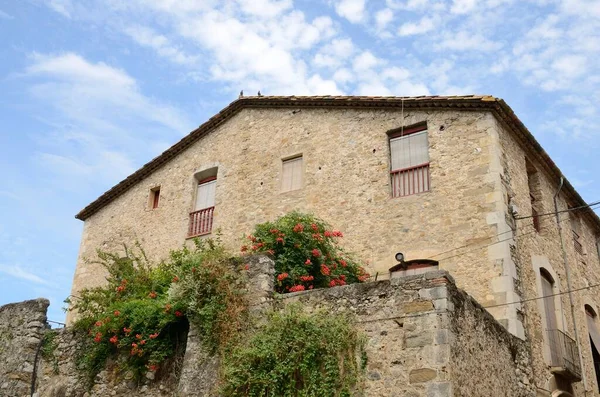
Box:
(353, 51), (381, 71)
(451, 0), (478, 14)
(435, 31), (503, 52)
(47, 0), (72, 18)
(24, 53), (190, 188)
(124, 25), (197, 65)
(375, 8), (394, 29)
(334, 0), (367, 23)
(398, 16), (435, 36)
(0, 9), (14, 19)
(313, 38), (355, 68)
(0, 264), (53, 286)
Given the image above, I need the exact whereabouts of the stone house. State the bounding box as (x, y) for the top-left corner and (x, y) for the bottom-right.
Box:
(69, 95), (600, 396)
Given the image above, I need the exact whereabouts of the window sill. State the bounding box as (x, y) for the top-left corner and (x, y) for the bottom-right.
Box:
(186, 231), (212, 239)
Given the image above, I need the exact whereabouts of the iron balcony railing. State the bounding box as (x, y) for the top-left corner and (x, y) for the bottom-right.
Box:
(547, 328), (582, 380)
(188, 206), (214, 237)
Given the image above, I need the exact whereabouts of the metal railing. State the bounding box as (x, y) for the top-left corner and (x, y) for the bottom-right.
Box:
(391, 162), (430, 197)
(188, 206), (215, 237)
(547, 328), (582, 380)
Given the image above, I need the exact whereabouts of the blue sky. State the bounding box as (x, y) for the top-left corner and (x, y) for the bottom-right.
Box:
(1, 0), (599, 323)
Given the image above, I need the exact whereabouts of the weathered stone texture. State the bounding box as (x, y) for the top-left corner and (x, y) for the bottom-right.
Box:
(497, 118), (600, 396)
(6, 264), (536, 396)
(68, 108), (501, 328)
(0, 298), (48, 397)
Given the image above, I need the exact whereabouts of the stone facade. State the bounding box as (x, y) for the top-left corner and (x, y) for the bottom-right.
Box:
(0, 298), (49, 397)
(3, 262), (537, 397)
(67, 96), (600, 396)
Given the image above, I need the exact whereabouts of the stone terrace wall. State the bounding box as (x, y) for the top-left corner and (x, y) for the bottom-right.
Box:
(448, 286), (535, 396)
(0, 298), (49, 397)
(3, 261), (536, 396)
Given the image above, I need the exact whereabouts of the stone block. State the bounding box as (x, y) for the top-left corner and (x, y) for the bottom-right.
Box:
(409, 368), (437, 384)
(427, 382), (452, 397)
(404, 301), (434, 314)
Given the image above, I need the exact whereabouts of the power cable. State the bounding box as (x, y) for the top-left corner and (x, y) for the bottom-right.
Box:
(515, 200), (600, 220)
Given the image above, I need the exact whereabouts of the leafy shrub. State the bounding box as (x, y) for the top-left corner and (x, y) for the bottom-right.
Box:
(67, 239), (243, 385)
(221, 305), (366, 396)
(241, 212), (369, 293)
(168, 238), (247, 353)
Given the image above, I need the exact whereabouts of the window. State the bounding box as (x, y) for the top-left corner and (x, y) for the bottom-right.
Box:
(188, 177), (216, 237)
(541, 269), (557, 332)
(389, 125), (430, 197)
(282, 156), (303, 192)
(149, 187), (160, 209)
(571, 212), (584, 255)
(526, 161), (541, 232)
(585, 305), (600, 392)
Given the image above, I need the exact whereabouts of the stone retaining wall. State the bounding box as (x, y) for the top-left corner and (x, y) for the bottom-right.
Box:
(2, 257), (536, 396)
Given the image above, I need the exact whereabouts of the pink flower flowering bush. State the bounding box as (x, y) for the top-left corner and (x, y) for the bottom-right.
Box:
(242, 212), (369, 293)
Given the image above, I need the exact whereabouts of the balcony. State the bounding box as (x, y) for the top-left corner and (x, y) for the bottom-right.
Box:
(547, 328), (582, 381)
(188, 207), (214, 237)
(391, 162), (430, 197)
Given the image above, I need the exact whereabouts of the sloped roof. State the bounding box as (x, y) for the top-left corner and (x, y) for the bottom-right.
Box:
(75, 95), (600, 230)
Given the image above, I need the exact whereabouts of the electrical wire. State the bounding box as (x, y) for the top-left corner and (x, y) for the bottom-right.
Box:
(515, 200), (600, 220)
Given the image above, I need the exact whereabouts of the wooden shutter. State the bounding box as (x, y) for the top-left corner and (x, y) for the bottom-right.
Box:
(195, 179), (216, 210)
(282, 157), (303, 192)
(390, 130), (429, 171)
(541, 272), (557, 331)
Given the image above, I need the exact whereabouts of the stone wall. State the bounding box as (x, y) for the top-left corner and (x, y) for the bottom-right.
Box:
(68, 107), (503, 328)
(496, 118), (600, 396)
(0, 298), (49, 397)
(3, 262), (536, 397)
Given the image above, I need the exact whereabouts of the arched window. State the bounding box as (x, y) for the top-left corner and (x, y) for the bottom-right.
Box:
(585, 305), (600, 392)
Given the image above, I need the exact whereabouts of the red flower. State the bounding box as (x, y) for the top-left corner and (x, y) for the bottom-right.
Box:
(332, 230), (343, 237)
(241, 245), (248, 252)
(248, 235), (257, 242)
(289, 285), (305, 292)
(276, 237), (284, 243)
(148, 291), (157, 299)
(309, 285), (314, 290)
(147, 364), (159, 372)
(305, 259), (312, 266)
(172, 276), (179, 283)
(93, 332), (102, 343)
(95, 321), (102, 327)
(277, 273), (289, 281)
(312, 233), (323, 241)
(136, 334), (143, 340)
(132, 342), (138, 347)
(267, 249), (275, 255)
(311, 223), (319, 231)
(175, 311), (183, 317)
(123, 327), (132, 335)
(324, 230), (332, 237)
(140, 340), (146, 345)
(116, 285), (125, 293)
(251, 245), (258, 251)
(109, 335), (118, 344)
(243, 264), (250, 271)
(329, 280), (337, 287)
(149, 333), (159, 339)
(113, 310), (120, 317)
(257, 242), (264, 248)
(270, 229), (279, 234)
(339, 260), (347, 267)
(312, 249), (321, 257)
(293, 223), (304, 233)
(300, 275), (314, 282)
(320, 264), (330, 276)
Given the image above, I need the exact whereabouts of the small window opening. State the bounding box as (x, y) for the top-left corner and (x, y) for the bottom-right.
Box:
(388, 123), (430, 197)
(585, 305), (600, 392)
(150, 187), (161, 209)
(570, 211), (584, 255)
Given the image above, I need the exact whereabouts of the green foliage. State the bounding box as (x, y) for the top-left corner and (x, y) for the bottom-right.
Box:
(221, 305), (366, 396)
(68, 240), (235, 385)
(168, 238), (248, 353)
(242, 212), (369, 293)
(41, 330), (60, 374)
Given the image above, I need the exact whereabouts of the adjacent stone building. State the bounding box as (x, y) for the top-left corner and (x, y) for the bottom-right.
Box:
(69, 95), (600, 396)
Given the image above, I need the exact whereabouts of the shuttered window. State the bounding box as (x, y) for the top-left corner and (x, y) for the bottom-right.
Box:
(390, 127), (430, 197)
(282, 156), (303, 192)
(195, 178), (216, 210)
